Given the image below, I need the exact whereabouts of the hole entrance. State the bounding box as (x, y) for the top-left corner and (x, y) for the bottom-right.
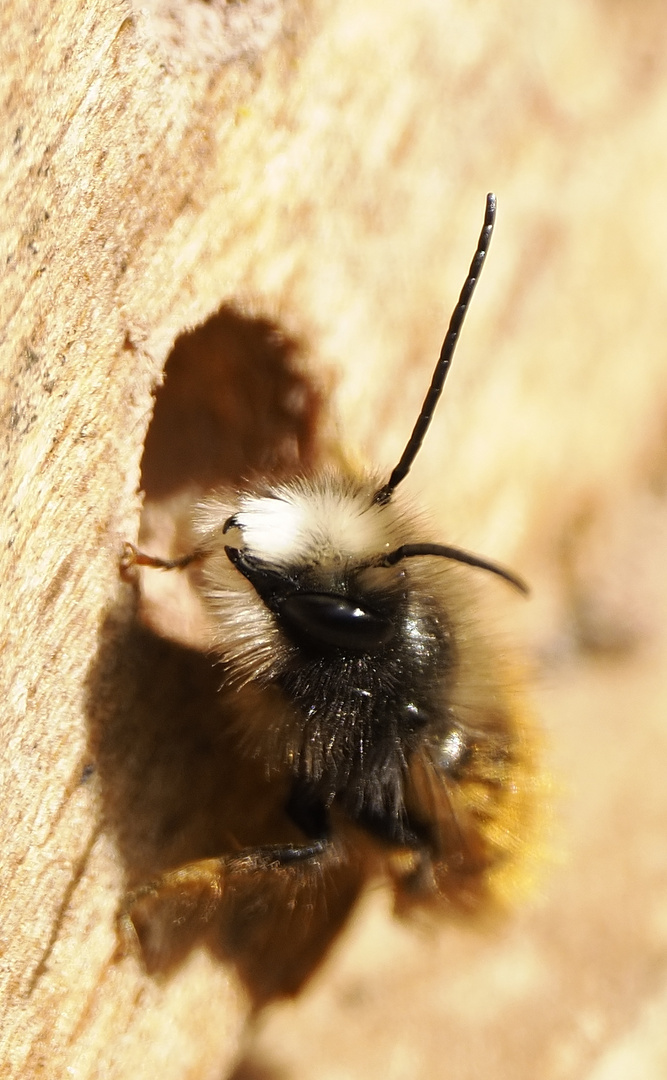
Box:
(141, 304), (324, 501)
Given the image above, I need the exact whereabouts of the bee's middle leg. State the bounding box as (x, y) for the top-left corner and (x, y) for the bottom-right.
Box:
(119, 839), (335, 954)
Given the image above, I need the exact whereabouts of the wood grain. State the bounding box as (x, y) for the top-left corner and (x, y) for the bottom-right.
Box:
(3, 0), (667, 1077)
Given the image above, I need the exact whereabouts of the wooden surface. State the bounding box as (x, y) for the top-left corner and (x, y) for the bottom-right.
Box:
(3, 0), (667, 1077)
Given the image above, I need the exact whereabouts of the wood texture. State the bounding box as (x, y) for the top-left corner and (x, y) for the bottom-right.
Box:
(3, 0), (667, 1077)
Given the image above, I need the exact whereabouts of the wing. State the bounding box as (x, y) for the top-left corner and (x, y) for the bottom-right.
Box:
(395, 683), (545, 917)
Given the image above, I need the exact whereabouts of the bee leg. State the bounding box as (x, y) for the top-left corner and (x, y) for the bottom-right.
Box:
(227, 838), (332, 870)
(120, 541), (202, 575)
(119, 840), (334, 960)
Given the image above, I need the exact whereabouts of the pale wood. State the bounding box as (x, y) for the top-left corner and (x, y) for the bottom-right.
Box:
(3, 0), (667, 1077)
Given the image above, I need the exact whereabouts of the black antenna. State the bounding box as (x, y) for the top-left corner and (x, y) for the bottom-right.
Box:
(375, 542), (529, 595)
(373, 193), (496, 506)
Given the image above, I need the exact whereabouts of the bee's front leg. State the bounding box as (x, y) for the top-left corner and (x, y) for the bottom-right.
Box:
(120, 542), (202, 575)
(119, 840), (334, 964)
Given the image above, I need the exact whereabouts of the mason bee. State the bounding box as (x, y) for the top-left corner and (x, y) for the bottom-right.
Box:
(121, 194), (541, 994)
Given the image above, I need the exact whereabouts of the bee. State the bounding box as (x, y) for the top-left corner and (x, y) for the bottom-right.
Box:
(121, 194), (541, 995)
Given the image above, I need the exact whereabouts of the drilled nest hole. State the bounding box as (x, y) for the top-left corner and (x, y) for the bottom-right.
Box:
(141, 304), (324, 500)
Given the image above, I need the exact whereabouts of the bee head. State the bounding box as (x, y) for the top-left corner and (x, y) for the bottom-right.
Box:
(220, 478), (408, 654)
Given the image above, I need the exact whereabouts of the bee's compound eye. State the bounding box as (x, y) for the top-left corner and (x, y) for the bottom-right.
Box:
(279, 593), (395, 652)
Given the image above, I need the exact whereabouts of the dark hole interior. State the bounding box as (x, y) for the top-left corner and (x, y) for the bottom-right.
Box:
(139, 305), (325, 500)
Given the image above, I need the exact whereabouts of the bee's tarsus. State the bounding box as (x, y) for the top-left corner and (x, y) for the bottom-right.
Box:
(120, 542), (201, 573)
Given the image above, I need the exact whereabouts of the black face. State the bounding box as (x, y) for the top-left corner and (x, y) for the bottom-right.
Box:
(279, 593), (395, 652)
(223, 521), (456, 823)
(224, 545), (400, 654)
